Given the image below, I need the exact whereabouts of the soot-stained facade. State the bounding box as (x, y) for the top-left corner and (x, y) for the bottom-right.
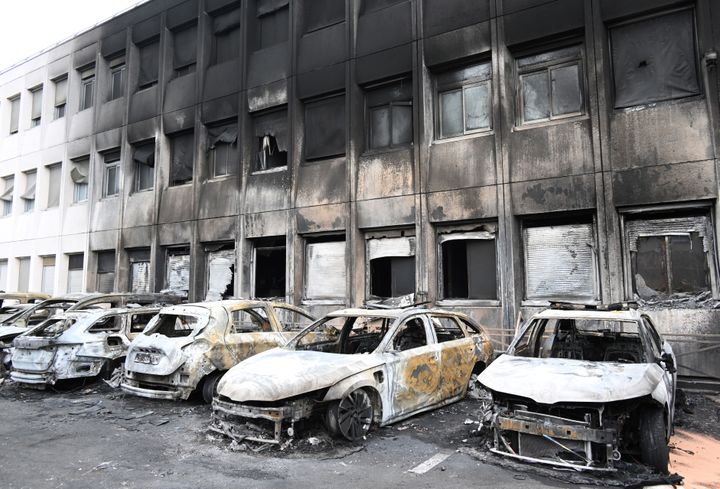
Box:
(1, 0), (720, 382)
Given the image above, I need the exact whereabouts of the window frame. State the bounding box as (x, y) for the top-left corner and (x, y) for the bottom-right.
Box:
(1, 175), (14, 217)
(365, 233), (416, 301)
(45, 163), (62, 208)
(364, 78), (413, 152)
(435, 61), (493, 140)
(304, 93), (346, 162)
(303, 235), (347, 303)
(8, 95), (20, 134)
(79, 67), (95, 111)
(102, 150), (121, 198)
(52, 75), (68, 120)
(109, 60), (126, 101)
(132, 140), (155, 193)
(21, 170), (36, 213)
(71, 157), (90, 204)
(252, 107), (288, 173)
(29, 85), (43, 128)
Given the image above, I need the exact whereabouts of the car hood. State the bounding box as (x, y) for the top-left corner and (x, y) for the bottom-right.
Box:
(479, 355), (666, 405)
(217, 348), (384, 403)
(0, 326), (27, 343)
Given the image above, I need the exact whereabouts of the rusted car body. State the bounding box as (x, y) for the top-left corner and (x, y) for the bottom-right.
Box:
(211, 307), (494, 443)
(122, 301), (315, 403)
(10, 306), (161, 386)
(479, 304), (676, 473)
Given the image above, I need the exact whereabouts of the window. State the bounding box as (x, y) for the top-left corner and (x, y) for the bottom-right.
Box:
(0, 260), (7, 289)
(88, 315), (122, 333)
(67, 253), (84, 293)
(8, 95), (20, 134)
(207, 121), (238, 177)
(70, 157), (89, 203)
(109, 56), (126, 100)
(367, 236), (415, 299)
(165, 247), (190, 296)
(439, 231), (497, 300)
(21, 170), (36, 213)
(46, 164), (61, 208)
(303, 0), (344, 33)
(101, 150), (120, 198)
(523, 222), (597, 301)
(232, 307), (271, 333)
(366, 79), (413, 150)
(305, 238), (346, 301)
(130, 313), (156, 333)
(172, 24), (197, 77)
(41, 256), (55, 294)
(436, 62), (492, 139)
(610, 9), (700, 108)
(429, 315), (466, 343)
(253, 237), (285, 298)
(211, 8), (241, 65)
(128, 248), (151, 293)
(305, 94), (346, 161)
(205, 243), (235, 301)
(517, 45), (584, 124)
(96, 250), (116, 293)
(256, 1), (288, 50)
(624, 211), (714, 301)
(169, 131), (194, 186)
(138, 40), (160, 89)
(79, 66), (95, 111)
(17, 257), (31, 293)
(253, 108), (288, 172)
(53, 76), (67, 119)
(30, 86), (43, 127)
(132, 140), (155, 192)
(1, 176), (13, 217)
(391, 317), (428, 351)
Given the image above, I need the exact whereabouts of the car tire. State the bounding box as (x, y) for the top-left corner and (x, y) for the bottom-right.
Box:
(638, 407), (669, 474)
(201, 371), (223, 404)
(326, 389), (374, 442)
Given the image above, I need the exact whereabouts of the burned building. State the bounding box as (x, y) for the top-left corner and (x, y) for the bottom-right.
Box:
(0, 0), (719, 383)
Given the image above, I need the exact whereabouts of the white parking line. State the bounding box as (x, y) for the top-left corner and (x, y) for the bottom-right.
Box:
(408, 452), (452, 474)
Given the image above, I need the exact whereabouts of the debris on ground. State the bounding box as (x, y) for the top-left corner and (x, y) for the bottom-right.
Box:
(103, 367), (123, 388)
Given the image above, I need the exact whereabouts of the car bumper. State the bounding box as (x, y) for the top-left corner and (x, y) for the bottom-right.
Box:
(120, 381), (188, 400)
(10, 370), (55, 385)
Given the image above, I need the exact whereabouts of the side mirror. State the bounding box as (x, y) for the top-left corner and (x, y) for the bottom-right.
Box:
(659, 352), (677, 374)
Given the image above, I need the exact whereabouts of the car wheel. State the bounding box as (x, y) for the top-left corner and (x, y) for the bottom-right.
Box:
(326, 389), (374, 441)
(638, 407), (669, 474)
(201, 371), (223, 404)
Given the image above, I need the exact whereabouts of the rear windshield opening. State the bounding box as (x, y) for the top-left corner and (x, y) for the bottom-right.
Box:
(146, 314), (200, 338)
(32, 318), (77, 338)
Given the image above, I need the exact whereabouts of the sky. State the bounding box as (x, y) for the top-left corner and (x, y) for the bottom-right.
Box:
(1, 0), (149, 71)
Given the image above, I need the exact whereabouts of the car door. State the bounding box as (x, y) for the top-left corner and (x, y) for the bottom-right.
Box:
(381, 314), (443, 421)
(428, 313), (477, 401)
(642, 315), (676, 428)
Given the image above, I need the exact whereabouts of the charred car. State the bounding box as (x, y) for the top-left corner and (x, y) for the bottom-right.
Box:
(122, 301), (315, 403)
(10, 306), (161, 386)
(211, 308), (493, 443)
(0, 293), (50, 321)
(479, 304), (676, 473)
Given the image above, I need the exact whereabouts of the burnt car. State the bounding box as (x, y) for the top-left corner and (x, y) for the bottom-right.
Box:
(478, 304), (676, 473)
(0, 293), (50, 321)
(10, 306), (161, 386)
(122, 300), (315, 403)
(211, 307), (493, 443)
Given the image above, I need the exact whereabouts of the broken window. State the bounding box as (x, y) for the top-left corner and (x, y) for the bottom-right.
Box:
(165, 247), (190, 297)
(205, 243), (235, 301)
(130, 313), (156, 333)
(305, 94), (346, 161)
(169, 131), (194, 186)
(108, 55), (126, 100)
(391, 317), (428, 351)
(303, 0), (344, 33)
(172, 24), (197, 77)
(71, 157), (89, 203)
(439, 231), (497, 300)
(523, 222), (597, 301)
(207, 121), (238, 177)
(366, 79), (413, 151)
(429, 315), (466, 343)
(137, 39), (159, 89)
(253, 108), (288, 172)
(1, 175), (13, 216)
(21, 170), (36, 213)
(88, 315), (122, 333)
(610, 9), (700, 108)
(30, 85), (43, 127)
(96, 250), (116, 293)
(273, 305), (314, 331)
(17, 257), (30, 293)
(46, 163), (61, 208)
(517, 45), (584, 124)
(436, 61), (492, 139)
(128, 248), (151, 293)
(132, 140), (155, 192)
(147, 313), (199, 338)
(102, 149), (120, 198)
(305, 238), (346, 301)
(8, 95), (20, 134)
(41, 256), (55, 294)
(624, 211), (714, 300)
(232, 307), (271, 332)
(367, 236), (416, 298)
(253, 237), (285, 298)
(211, 8), (241, 65)
(256, 0), (288, 50)
(79, 65), (95, 111)
(67, 253), (84, 293)
(53, 76), (67, 119)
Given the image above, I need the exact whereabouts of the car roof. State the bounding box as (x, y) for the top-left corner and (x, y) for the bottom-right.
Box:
(533, 308), (643, 321)
(326, 307), (469, 320)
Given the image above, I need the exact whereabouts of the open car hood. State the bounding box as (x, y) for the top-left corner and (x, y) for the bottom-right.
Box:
(217, 348), (384, 403)
(478, 355), (666, 405)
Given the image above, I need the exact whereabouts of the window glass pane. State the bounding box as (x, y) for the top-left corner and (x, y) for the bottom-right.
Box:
(551, 64), (582, 115)
(111, 67), (124, 99)
(138, 41), (159, 88)
(391, 104), (412, 145)
(440, 90), (463, 138)
(305, 95), (346, 160)
(521, 72), (550, 121)
(669, 233), (709, 294)
(464, 83), (491, 130)
(74, 183), (88, 203)
(634, 236), (668, 297)
(81, 79), (94, 110)
(370, 107), (390, 149)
